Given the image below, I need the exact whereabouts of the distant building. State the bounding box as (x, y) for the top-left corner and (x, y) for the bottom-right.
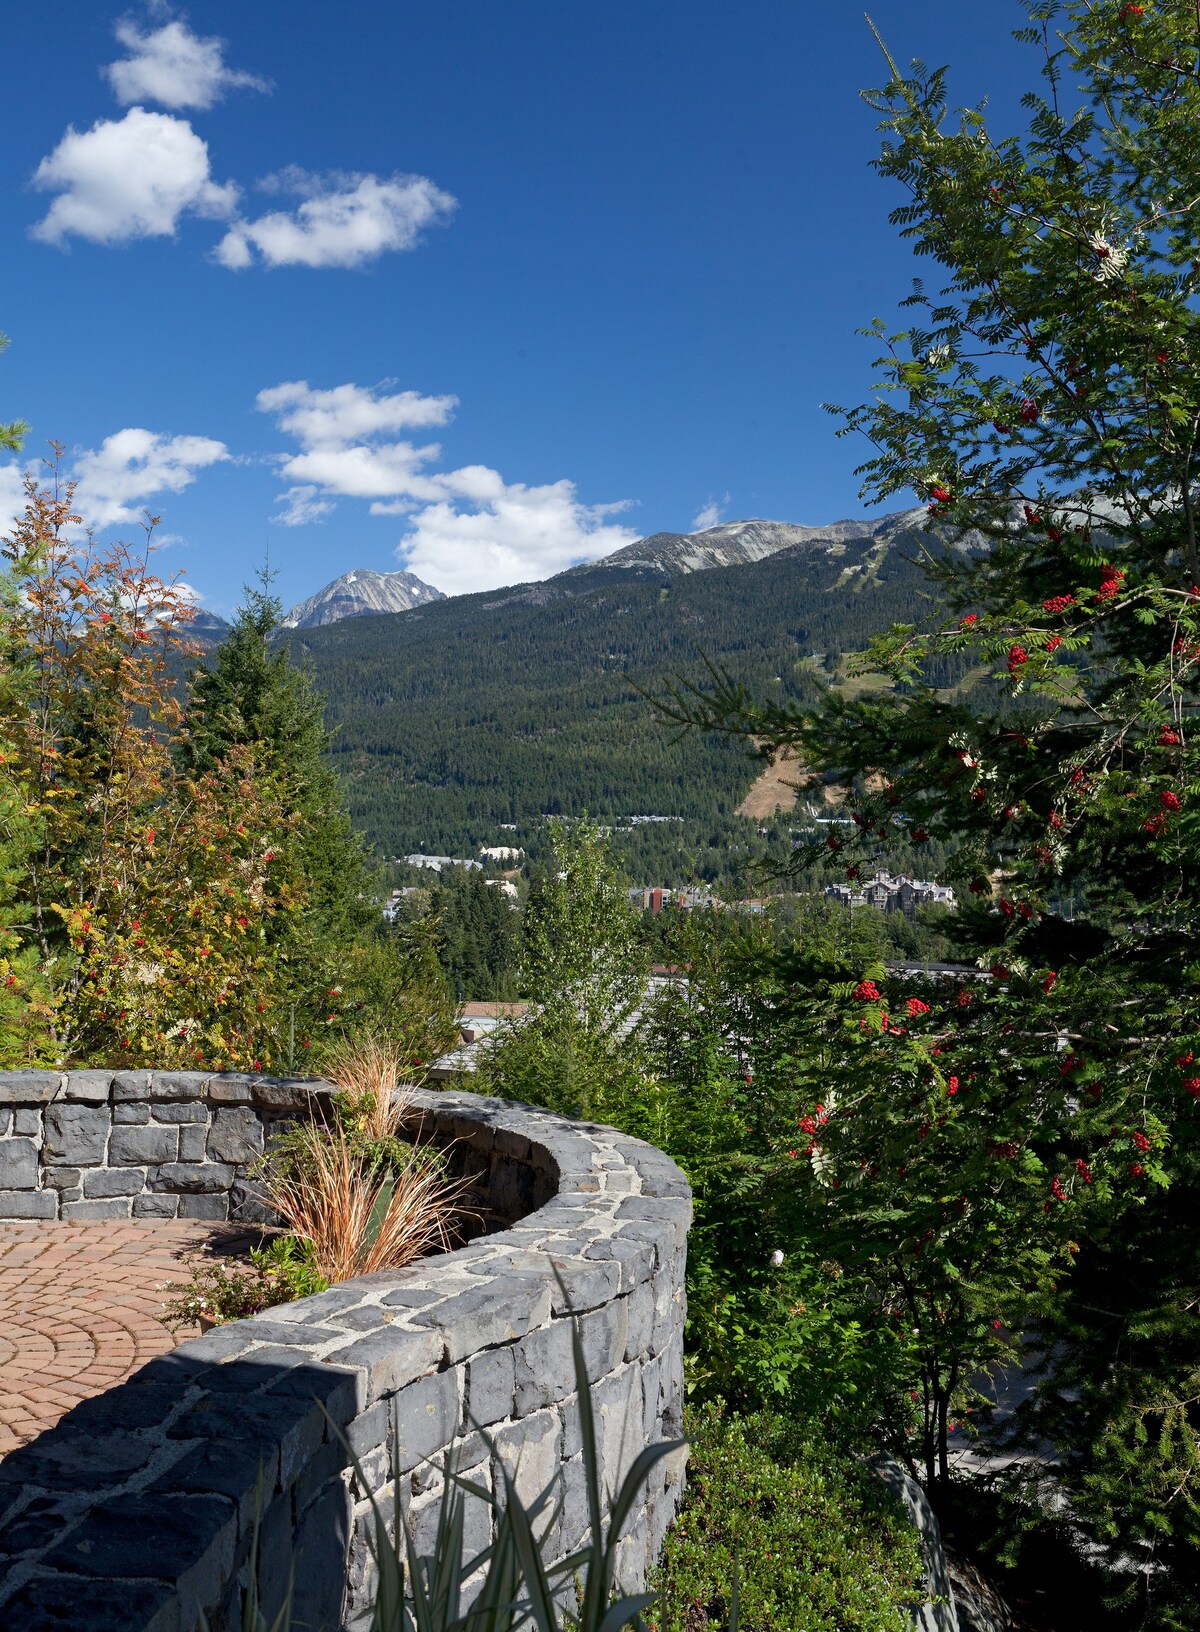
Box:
(480, 845), (524, 864)
(631, 885), (723, 914)
(824, 870), (956, 917)
(486, 879), (519, 900)
(404, 854), (483, 874)
(629, 887), (673, 914)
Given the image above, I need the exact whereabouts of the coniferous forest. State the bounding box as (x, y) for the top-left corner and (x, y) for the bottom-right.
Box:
(283, 530), (977, 864)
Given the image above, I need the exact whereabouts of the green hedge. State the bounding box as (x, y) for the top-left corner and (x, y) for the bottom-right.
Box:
(649, 1407), (924, 1632)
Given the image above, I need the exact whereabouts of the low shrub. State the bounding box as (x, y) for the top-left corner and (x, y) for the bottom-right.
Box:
(159, 1235), (328, 1330)
(648, 1406), (924, 1632)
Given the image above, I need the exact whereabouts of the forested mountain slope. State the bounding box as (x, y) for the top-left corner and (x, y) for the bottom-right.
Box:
(286, 524), (970, 860)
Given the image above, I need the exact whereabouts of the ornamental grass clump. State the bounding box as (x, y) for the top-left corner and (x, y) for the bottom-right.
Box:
(263, 1118), (467, 1284)
(321, 1034), (415, 1139)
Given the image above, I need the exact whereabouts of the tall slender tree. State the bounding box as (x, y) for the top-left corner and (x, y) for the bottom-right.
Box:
(184, 574), (377, 953)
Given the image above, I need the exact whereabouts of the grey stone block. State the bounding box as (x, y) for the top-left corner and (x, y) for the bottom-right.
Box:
(615, 1194), (692, 1244)
(178, 1123), (208, 1161)
(61, 1197), (133, 1219)
(13, 1106), (42, 1136)
(0, 1069), (60, 1103)
(43, 1490), (237, 1610)
(229, 1176), (276, 1224)
(149, 1160), (235, 1192)
(379, 1285), (441, 1309)
(326, 1327), (443, 1407)
(43, 1102), (110, 1165)
(0, 1135), (38, 1188)
(178, 1192), (230, 1219)
(491, 1408), (562, 1509)
(410, 1280), (552, 1364)
(147, 1437), (279, 1530)
(133, 1192), (179, 1218)
(291, 1474), (353, 1632)
(83, 1166), (147, 1198)
(59, 1069), (114, 1102)
(584, 1235), (656, 1292)
(0, 1575), (180, 1631)
(264, 1282), (372, 1326)
(592, 1364), (643, 1494)
(44, 1167), (83, 1194)
(150, 1071), (209, 1100)
(252, 1077), (328, 1111)
(151, 1101), (209, 1123)
(390, 1366), (461, 1472)
(464, 1344), (515, 1427)
(110, 1124), (179, 1165)
(206, 1073), (255, 1104)
(547, 1255), (621, 1315)
(113, 1101), (151, 1124)
(623, 1283), (654, 1361)
(207, 1105), (265, 1164)
(111, 1069), (153, 1100)
(611, 1217), (675, 1270)
(345, 1396), (390, 1459)
(513, 1320), (573, 1415)
(0, 1107), (8, 1135)
(557, 1452), (591, 1553)
(0, 1187), (57, 1218)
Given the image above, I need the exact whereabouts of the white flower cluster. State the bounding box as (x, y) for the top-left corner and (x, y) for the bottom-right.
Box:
(1089, 233), (1128, 283)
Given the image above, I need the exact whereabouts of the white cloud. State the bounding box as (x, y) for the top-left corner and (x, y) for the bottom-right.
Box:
(272, 485), (336, 527)
(256, 380), (456, 449)
(0, 461), (30, 540)
(257, 378), (638, 593)
(215, 169), (455, 270)
(396, 480), (637, 596)
(105, 18), (268, 110)
(31, 107), (237, 246)
(72, 428), (230, 527)
(691, 493), (730, 531)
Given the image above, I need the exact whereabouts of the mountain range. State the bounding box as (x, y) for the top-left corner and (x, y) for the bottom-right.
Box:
(192, 507), (967, 639)
(284, 506), (973, 631)
(271, 507), (978, 866)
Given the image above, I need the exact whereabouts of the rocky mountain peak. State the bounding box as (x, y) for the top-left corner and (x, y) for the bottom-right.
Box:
(281, 568), (445, 630)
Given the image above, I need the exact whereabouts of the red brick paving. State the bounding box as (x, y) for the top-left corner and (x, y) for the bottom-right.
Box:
(0, 1221), (240, 1455)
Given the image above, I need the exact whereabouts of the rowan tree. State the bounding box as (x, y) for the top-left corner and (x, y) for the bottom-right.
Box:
(659, 2), (1200, 1607)
(0, 458), (300, 1067)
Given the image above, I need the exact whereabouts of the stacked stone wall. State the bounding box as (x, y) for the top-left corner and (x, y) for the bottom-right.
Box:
(0, 1081), (691, 1632)
(0, 1070), (339, 1222)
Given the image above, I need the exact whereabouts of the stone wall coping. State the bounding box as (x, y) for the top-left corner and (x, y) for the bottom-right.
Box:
(0, 1079), (691, 1632)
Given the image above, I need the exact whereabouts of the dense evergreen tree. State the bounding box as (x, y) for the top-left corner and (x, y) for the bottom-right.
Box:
(429, 868), (519, 1001)
(185, 576), (378, 952)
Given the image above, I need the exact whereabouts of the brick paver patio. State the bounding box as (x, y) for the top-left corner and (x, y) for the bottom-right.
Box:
(0, 1220), (241, 1455)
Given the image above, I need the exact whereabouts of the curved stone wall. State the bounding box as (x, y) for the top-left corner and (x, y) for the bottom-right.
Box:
(0, 1080), (691, 1632)
(0, 1069), (349, 1222)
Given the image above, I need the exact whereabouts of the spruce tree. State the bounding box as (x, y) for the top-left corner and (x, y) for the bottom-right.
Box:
(184, 575), (376, 955)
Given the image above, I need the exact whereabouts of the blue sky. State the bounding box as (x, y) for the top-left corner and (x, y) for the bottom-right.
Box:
(2, 2), (1036, 615)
